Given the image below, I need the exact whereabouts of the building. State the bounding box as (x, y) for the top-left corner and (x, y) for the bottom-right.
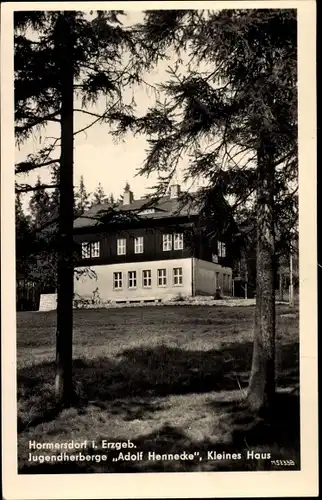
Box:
(73, 184), (234, 305)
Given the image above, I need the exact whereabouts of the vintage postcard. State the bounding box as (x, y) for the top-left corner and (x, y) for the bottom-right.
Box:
(1, 0), (318, 498)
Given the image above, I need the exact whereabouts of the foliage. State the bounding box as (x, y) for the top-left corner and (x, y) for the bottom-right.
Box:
(75, 175), (91, 215)
(111, 9), (297, 250)
(16, 193), (33, 275)
(124, 181), (131, 192)
(28, 177), (51, 226)
(14, 10), (143, 185)
(16, 192), (31, 234)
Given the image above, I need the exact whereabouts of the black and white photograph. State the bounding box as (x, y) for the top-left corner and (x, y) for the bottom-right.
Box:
(1, 1), (318, 498)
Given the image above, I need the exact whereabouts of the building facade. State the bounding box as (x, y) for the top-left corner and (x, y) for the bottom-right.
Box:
(73, 185), (233, 304)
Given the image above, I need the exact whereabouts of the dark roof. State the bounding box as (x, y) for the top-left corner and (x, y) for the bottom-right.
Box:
(73, 194), (200, 230)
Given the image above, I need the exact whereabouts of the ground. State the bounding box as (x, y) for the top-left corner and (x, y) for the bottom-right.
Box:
(17, 304), (300, 473)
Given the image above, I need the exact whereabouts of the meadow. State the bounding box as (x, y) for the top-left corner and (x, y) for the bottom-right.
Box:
(17, 304), (300, 473)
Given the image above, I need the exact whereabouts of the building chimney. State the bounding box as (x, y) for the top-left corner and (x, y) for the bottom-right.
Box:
(169, 184), (181, 199)
(123, 189), (134, 205)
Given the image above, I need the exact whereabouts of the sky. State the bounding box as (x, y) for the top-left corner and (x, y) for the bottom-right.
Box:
(15, 10), (198, 212)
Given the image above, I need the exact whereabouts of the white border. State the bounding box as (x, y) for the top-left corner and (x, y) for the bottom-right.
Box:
(1, 1), (318, 498)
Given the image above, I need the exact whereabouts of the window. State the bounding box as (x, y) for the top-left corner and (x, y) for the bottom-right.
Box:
(163, 234), (172, 251)
(113, 272), (123, 289)
(157, 268), (167, 286)
(218, 241), (226, 258)
(142, 269), (152, 288)
(81, 241), (100, 259)
(174, 233), (184, 250)
(128, 271), (137, 289)
(134, 236), (144, 254)
(173, 267), (183, 286)
(117, 238), (126, 255)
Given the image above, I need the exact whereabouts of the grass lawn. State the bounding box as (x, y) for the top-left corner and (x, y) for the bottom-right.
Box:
(17, 304), (300, 473)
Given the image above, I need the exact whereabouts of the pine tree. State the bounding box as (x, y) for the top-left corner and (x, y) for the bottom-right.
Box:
(15, 193), (33, 275)
(14, 11), (141, 404)
(29, 176), (51, 227)
(16, 192), (30, 233)
(117, 181), (131, 204)
(114, 9), (297, 413)
(91, 182), (106, 205)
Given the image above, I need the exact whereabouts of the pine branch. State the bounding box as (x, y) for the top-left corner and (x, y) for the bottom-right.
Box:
(15, 111), (61, 139)
(73, 99), (121, 137)
(231, 188), (256, 211)
(73, 116), (103, 138)
(73, 109), (104, 118)
(272, 151), (296, 169)
(15, 158), (59, 174)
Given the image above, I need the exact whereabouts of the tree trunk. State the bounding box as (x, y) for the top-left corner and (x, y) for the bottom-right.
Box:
(55, 14), (75, 405)
(247, 139), (276, 413)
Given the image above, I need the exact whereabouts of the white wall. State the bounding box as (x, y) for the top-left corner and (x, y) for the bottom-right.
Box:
(74, 258), (193, 302)
(194, 259), (232, 296)
(39, 293), (57, 312)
